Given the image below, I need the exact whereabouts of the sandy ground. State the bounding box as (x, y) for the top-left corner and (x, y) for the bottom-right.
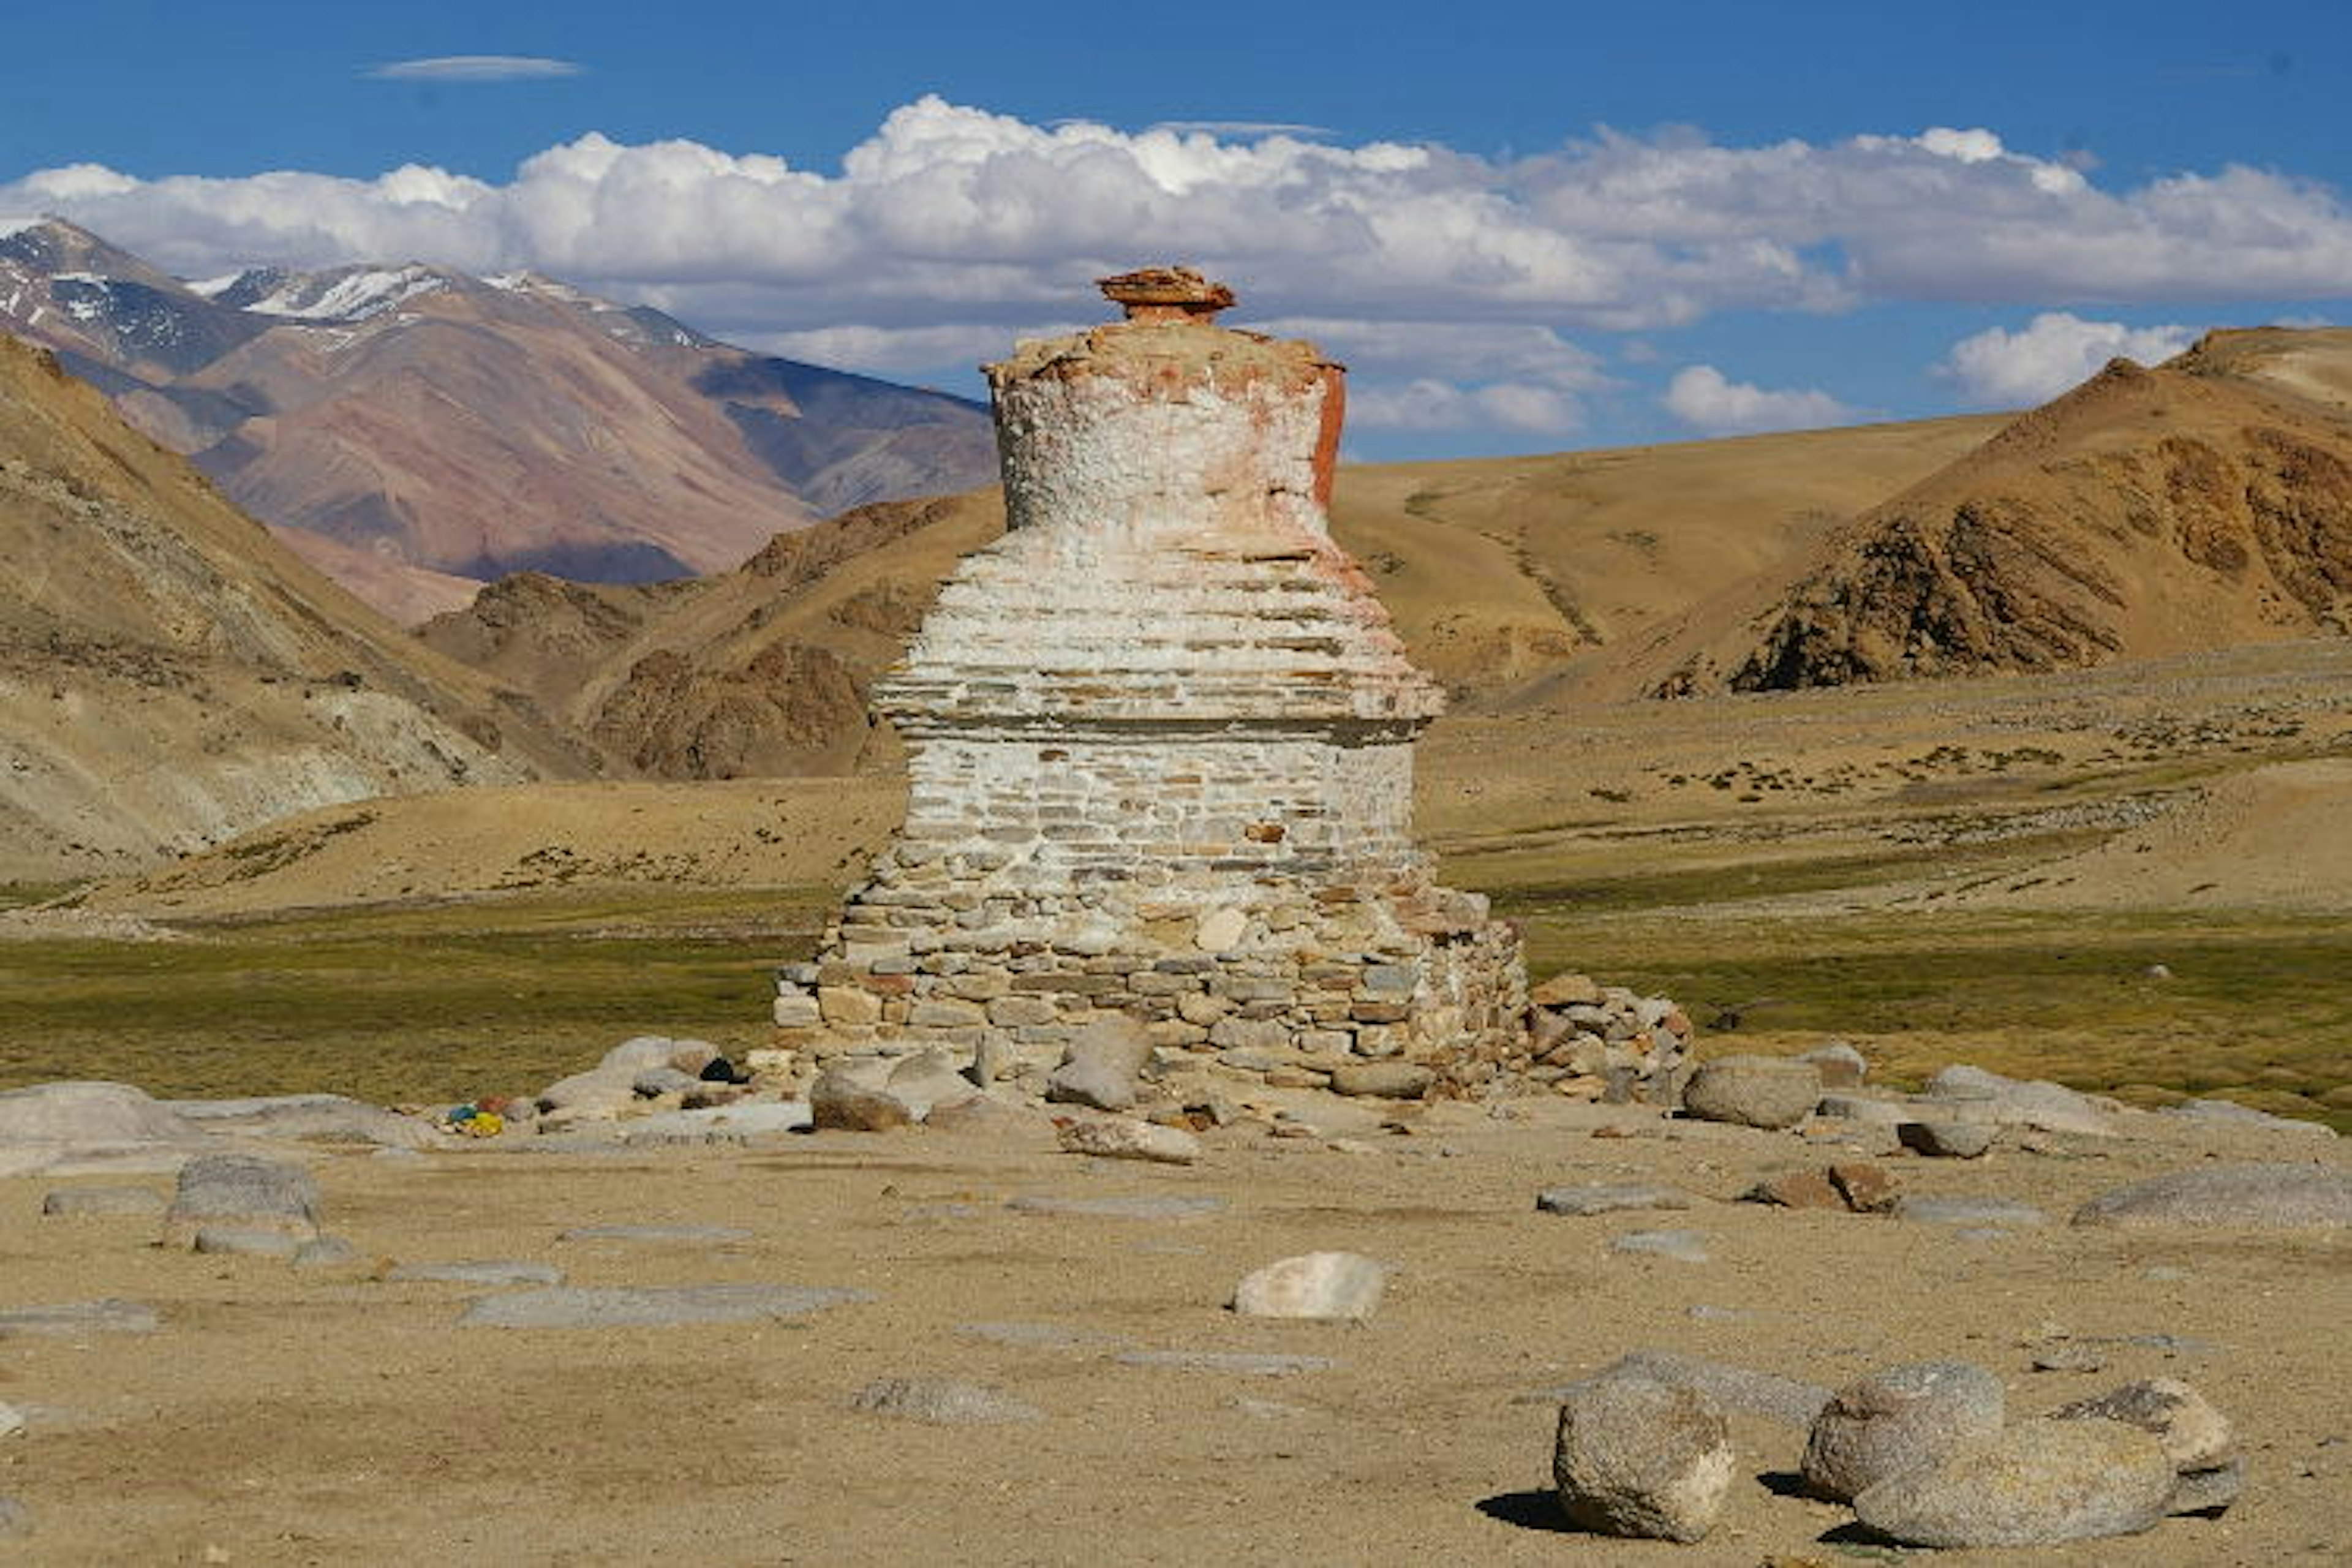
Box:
(2, 1101), (2345, 1566)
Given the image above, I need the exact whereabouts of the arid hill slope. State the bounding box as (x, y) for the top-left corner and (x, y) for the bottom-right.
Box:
(420, 415), (2003, 779)
(0, 219), (994, 614)
(1602, 330), (2352, 699)
(0, 334), (590, 881)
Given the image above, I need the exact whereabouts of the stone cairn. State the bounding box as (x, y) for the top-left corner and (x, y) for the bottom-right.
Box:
(774, 267), (1531, 1096)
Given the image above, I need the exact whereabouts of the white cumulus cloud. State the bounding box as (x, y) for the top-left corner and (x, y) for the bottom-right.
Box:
(366, 56), (584, 83)
(1664, 365), (1856, 435)
(1941, 312), (2201, 405)
(3, 97), (2348, 447)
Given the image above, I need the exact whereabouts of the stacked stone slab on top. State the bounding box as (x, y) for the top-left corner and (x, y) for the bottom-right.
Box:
(782, 266), (1529, 1093)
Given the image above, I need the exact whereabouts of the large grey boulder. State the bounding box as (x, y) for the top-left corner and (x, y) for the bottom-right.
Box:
(1853, 1418), (2176, 1547)
(2071, 1162), (2352, 1229)
(1680, 1055), (1821, 1129)
(1802, 1360), (2005, 1502)
(162, 1153), (320, 1250)
(1230, 1252), (1388, 1321)
(1046, 1020), (1153, 1112)
(1551, 1374), (1735, 1543)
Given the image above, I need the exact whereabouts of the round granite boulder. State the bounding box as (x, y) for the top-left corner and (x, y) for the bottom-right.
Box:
(1681, 1055), (1823, 1129)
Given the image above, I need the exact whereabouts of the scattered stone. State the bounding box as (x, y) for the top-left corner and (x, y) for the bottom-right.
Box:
(0, 1496), (24, 1539)
(41, 1185), (167, 1217)
(1852, 1417), (2176, 1547)
(1608, 1229), (1711, 1263)
(923, 1095), (1050, 1137)
(2161, 1099), (2335, 1137)
(0, 1299), (161, 1337)
(1536, 1182), (1695, 1216)
(163, 1153), (320, 1249)
(1893, 1196), (2046, 1228)
(2071, 1162), (2352, 1229)
(1589, 1350), (1831, 1429)
(1922, 1065), (2116, 1137)
(388, 1260), (565, 1286)
(955, 1321), (1112, 1350)
(809, 1069), (914, 1133)
(1828, 1161), (1898, 1212)
(1898, 1120), (1998, 1158)
(1113, 1350), (1335, 1376)
(2051, 1378), (2234, 1472)
(460, 1283), (870, 1330)
(2031, 1345), (2108, 1374)
(1328, 1061), (1434, 1099)
(1551, 1374), (1735, 1544)
(886, 1049), (981, 1118)
(194, 1226), (303, 1257)
(851, 1377), (1042, 1425)
(1230, 1251), (1387, 1321)
(1801, 1041), (1869, 1089)
(292, 1237), (357, 1268)
(1008, 1194), (1224, 1221)
(1802, 1360), (2007, 1503)
(0, 1403), (23, 1439)
(2165, 1457), (2246, 1516)
(1744, 1169), (1842, 1209)
(1046, 1020), (1153, 1112)
(1814, 1093), (1912, 1126)
(558, 1224), (750, 1245)
(1055, 1117), (1200, 1165)
(167, 1093), (441, 1149)
(1681, 1055), (1821, 1129)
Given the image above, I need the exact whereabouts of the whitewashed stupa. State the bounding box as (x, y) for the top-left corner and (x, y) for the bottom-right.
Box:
(777, 268), (1528, 1093)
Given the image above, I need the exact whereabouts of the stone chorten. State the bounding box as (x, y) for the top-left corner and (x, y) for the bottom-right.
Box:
(779, 268), (1528, 1093)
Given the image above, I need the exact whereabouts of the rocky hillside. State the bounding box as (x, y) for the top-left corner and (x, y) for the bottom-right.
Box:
(1623, 330), (2352, 697)
(0, 219), (995, 617)
(418, 492), (1005, 780)
(0, 333), (591, 881)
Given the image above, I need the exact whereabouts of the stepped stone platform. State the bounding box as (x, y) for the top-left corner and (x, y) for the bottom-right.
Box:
(776, 268), (1528, 1094)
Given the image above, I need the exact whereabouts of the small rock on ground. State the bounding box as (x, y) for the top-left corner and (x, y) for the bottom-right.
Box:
(1893, 1196), (2046, 1227)
(0, 1495), (26, 1538)
(1056, 1117), (1200, 1164)
(808, 1071), (914, 1133)
(459, 1283), (871, 1330)
(0, 1299), (160, 1337)
(1230, 1251), (1387, 1320)
(293, 1237), (358, 1268)
(1853, 1417), (2177, 1547)
(557, 1224), (750, 1245)
(1046, 1020), (1153, 1112)
(388, 1260), (565, 1287)
(1008, 1194), (1223, 1221)
(2050, 1378), (2234, 1471)
(1536, 1183), (1694, 1216)
(1552, 1374), (1735, 1544)
(851, 1377), (1042, 1424)
(1607, 1229), (1711, 1263)
(1899, 1120), (1999, 1158)
(41, 1185), (167, 1217)
(0, 1402), (23, 1439)
(1113, 1350), (1334, 1375)
(192, 1226), (303, 1258)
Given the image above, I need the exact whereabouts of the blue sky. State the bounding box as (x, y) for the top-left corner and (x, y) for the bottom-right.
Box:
(6, 1), (2350, 458)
